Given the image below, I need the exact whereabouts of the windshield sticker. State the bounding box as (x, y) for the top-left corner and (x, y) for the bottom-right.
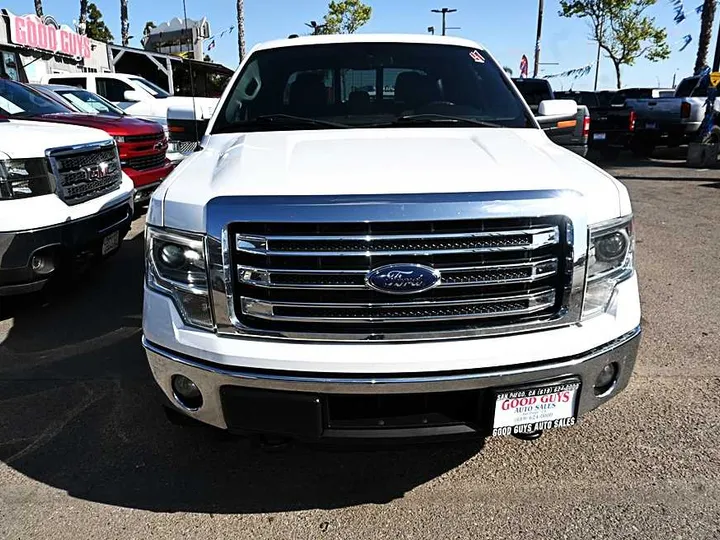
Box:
(469, 50), (485, 63)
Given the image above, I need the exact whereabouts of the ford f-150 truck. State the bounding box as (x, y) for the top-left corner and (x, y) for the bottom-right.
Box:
(142, 34), (641, 443)
(0, 118), (134, 296)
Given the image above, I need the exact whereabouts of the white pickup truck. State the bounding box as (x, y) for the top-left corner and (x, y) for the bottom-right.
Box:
(142, 34), (641, 443)
(0, 118), (134, 296)
(39, 73), (218, 122)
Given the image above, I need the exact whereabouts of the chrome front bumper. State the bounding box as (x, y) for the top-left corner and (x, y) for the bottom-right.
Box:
(143, 326), (641, 437)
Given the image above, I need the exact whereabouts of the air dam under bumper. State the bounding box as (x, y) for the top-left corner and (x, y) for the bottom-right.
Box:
(143, 326), (641, 440)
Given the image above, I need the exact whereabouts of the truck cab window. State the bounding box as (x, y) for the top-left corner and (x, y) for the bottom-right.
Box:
(97, 78), (134, 102)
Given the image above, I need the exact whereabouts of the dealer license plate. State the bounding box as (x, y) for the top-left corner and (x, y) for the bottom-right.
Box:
(645, 122), (657, 129)
(492, 381), (580, 437)
(593, 132), (606, 140)
(101, 230), (120, 256)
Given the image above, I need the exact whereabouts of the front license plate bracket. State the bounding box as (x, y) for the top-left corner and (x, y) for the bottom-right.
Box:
(491, 378), (581, 437)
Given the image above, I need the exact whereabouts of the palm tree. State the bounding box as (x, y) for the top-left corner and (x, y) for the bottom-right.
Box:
(120, 0), (129, 46)
(79, 0), (88, 32)
(695, 0), (717, 74)
(34, 0), (43, 17)
(236, 0), (246, 62)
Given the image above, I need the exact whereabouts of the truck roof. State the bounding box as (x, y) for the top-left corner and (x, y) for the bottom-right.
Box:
(251, 33), (486, 54)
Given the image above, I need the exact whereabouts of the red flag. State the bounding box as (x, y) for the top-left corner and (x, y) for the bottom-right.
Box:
(520, 55), (529, 78)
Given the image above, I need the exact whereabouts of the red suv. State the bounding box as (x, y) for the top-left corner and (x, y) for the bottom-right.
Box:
(0, 79), (173, 202)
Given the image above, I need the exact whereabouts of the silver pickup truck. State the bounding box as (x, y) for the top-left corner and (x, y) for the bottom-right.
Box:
(626, 78), (719, 155)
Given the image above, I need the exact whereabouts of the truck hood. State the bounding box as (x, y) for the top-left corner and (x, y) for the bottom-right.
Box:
(34, 112), (164, 137)
(157, 128), (631, 231)
(1, 119), (112, 159)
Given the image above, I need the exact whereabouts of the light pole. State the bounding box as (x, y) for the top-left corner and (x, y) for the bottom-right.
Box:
(428, 26), (435, 35)
(431, 7), (457, 36)
(593, 14), (604, 91)
(533, 0), (544, 78)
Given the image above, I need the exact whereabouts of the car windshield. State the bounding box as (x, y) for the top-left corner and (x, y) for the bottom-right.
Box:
(0, 79), (70, 117)
(55, 88), (126, 116)
(212, 42), (533, 133)
(130, 77), (170, 98)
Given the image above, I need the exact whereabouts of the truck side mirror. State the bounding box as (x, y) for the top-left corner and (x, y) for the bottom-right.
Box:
(123, 90), (144, 102)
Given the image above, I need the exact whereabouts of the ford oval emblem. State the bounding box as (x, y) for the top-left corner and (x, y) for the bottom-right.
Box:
(366, 264), (441, 295)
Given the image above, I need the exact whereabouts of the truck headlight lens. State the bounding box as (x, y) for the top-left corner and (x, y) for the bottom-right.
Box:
(0, 158), (54, 200)
(146, 226), (213, 329)
(583, 218), (634, 319)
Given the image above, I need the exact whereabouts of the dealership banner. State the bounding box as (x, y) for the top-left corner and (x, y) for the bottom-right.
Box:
(6, 11), (91, 59)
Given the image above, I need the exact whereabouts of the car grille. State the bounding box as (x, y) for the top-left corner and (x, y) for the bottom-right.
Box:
(126, 153), (166, 171)
(228, 217), (569, 337)
(124, 133), (164, 143)
(47, 142), (122, 205)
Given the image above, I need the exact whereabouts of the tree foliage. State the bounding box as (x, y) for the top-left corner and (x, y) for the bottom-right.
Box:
(79, 0), (88, 26)
(559, 0), (670, 88)
(85, 2), (113, 42)
(143, 21), (156, 37)
(318, 0), (372, 34)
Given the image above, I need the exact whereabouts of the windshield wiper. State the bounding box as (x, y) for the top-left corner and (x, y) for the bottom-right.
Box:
(390, 114), (503, 128)
(215, 114), (350, 133)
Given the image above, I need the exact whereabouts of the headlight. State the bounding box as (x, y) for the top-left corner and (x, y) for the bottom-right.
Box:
(583, 217), (634, 319)
(146, 226), (213, 329)
(0, 158), (54, 200)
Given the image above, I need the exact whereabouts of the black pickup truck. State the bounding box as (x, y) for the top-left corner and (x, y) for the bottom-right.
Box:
(556, 90), (635, 159)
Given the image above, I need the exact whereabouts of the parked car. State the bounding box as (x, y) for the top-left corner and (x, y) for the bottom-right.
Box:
(142, 34), (640, 443)
(39, 72), (218, 127)
(0, 79), (173, 203)
(0, 117), (133, 296)
(31, 83), (186, 164)
(512, 78), (590, 157)
(623, 79), (720, 155)
(556, 90), (636, 159)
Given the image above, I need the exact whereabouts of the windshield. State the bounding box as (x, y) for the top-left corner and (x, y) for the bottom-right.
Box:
(130, 77), (170, 98)
(212, 43), (532, 133)
(56, 88), (126, 116)
(0, 79), (71, 117)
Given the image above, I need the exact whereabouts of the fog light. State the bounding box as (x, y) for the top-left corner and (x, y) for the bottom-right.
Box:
(594, 362), (618, 396)
(31, 253), (55, 276)
(171, 374), (203, 410)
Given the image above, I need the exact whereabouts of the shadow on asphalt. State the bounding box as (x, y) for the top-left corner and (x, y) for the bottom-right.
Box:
(0, 228), (483, 513)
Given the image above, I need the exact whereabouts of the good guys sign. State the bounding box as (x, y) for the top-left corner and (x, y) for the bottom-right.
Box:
(7, 12), (91, 59)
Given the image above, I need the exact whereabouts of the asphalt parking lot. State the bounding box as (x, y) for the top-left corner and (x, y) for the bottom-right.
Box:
(1, 154), (719, 540)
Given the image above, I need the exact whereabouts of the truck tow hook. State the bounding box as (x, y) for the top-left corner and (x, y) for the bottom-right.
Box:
(512, 430), (543, 441)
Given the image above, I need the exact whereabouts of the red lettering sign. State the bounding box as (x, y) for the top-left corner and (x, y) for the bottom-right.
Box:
(7, 12), (92, 60)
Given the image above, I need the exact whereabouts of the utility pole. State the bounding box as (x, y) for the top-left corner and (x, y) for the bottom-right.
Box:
(533, 0), (544, 78)
(431, 7), (457, 36)
(593, 16), (603, 91)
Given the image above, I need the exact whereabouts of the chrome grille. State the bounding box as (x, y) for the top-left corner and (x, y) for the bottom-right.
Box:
(228, 217), (569, 337)
(47, 141), (122, 205)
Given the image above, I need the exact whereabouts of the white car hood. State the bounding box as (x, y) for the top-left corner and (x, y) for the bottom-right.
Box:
(157, 128), (630, 231)
(1, 120), (112, 159)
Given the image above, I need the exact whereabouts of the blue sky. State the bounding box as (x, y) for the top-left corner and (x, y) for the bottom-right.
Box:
(3, 0), (709, 90)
